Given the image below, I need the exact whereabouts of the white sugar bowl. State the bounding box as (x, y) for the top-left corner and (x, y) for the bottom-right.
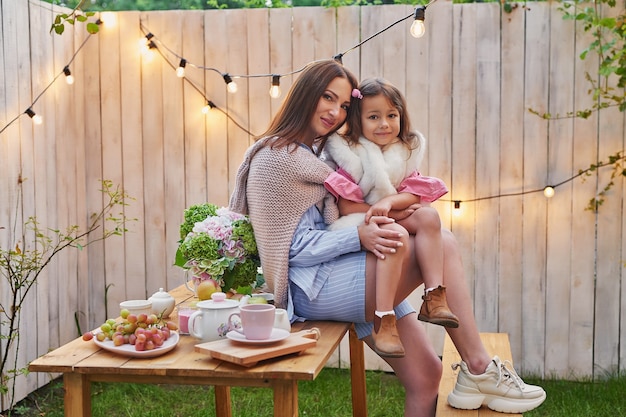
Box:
(148, 288), (176, 318)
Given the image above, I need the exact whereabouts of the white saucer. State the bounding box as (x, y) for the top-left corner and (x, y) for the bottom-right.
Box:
(226, 328), (290, 344)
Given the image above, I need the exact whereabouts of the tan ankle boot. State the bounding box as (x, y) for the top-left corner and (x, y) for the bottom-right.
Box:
(418, 285), (460, 328)
(371, 314), (405, 358)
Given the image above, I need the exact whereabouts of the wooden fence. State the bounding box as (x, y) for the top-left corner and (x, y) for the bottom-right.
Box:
(1, 0), (625, 408)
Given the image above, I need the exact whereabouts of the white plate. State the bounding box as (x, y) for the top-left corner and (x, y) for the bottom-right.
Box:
(226, 328), (290, 344)
(92, 330), (179, 358)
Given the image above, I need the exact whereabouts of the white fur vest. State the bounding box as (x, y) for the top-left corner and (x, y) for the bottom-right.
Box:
(322, 132), (426, 230)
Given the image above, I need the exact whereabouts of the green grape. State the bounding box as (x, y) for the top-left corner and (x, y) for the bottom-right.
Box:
(120, 308), (130, 319)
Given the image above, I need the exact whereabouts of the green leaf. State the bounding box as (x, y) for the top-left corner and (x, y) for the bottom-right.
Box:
(86, 23), (100, 34)
(54, 25), (65, 35)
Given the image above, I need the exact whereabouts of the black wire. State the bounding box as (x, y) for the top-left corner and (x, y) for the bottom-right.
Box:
(138, 0), (438, 80)
(441, 160), (616, 205)
(150, 43), (256, 137)
(2, 2), (615, 207)
(0, 33), (94, 135)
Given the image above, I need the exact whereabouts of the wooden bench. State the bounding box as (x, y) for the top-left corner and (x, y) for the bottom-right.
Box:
(435, 333), (522, 417)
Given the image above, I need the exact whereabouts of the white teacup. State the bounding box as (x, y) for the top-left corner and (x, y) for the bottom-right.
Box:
(228, 304), (275, 340)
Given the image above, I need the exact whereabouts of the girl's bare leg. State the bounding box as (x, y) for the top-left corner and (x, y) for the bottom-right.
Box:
(368, 223), (410, 357)
(375, 223), (409, 311)
(399, 207), (444, 289)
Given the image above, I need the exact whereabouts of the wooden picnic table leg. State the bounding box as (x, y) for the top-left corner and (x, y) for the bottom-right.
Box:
(214, 385), (232, 417)
(272, 379), (298, 417)
(349, 325), (368, 417)
(63, 373), (91, 417)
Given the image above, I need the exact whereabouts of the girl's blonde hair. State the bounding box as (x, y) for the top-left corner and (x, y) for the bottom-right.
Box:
(344, 77), (419, 152)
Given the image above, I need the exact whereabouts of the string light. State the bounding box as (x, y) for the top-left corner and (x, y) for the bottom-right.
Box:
(135, 0), (440, 102)
(98, 12), (117, 27)
(0, 20), (96, 135)
(410, 6), (426, 38)
(202, 100), (216, 114)
(139, 33), (157, 57)
(63, 66), (74, 85)
(176, 59), (187, 78)
(0, 7), (615, 215)
(444, 166), (612, 212)
(25, 108), (43, 125)
(223, 74), (237, 93)
(269, 75), (281, 99)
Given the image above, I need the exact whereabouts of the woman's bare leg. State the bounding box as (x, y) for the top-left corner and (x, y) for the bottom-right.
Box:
(439, 229), (491, 373)
(364, 313), (442, 417)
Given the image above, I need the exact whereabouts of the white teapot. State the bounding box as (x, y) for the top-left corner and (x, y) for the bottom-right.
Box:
(148, 288), (175, 318)
(188, 292), (240, 342)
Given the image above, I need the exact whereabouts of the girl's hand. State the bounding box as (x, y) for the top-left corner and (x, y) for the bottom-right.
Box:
(390, 203), (422, 221)
(364, 201), (393, 224)
(357, 216), (403, 259)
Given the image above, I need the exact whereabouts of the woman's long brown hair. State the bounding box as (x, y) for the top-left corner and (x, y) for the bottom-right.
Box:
(259, 59), (358, 152)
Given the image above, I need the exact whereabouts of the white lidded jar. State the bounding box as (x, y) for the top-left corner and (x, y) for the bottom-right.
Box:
(148, 288), (176, 318)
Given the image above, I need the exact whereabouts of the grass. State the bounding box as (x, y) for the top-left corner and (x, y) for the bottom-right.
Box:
(6, 369), (626, 416)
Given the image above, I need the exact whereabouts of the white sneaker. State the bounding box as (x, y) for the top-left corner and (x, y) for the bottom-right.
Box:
(447, 356), (546, 413)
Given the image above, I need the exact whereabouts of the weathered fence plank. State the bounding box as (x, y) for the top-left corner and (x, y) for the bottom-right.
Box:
(498, 2), (525, 373)
(569, 3), (598, 378)
(545, 1), (576, 377)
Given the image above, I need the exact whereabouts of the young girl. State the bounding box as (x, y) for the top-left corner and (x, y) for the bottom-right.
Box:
(323, 77), (459, 329)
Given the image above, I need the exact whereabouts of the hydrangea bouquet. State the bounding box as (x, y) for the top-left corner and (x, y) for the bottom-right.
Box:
(175, 203), (261, 294)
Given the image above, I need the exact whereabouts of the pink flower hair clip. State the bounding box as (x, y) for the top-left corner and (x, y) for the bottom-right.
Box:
(352, 89), (363, 99)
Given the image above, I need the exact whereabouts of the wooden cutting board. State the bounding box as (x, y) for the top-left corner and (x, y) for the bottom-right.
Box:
(195, 329), (319, 367)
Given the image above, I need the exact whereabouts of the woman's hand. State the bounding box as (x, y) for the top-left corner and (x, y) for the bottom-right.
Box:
(357, 216), (404, 259)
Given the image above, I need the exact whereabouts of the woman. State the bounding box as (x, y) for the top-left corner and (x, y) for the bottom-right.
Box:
(230, 59), (545, 416)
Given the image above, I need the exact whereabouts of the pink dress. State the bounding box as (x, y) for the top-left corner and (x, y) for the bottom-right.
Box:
(325, 167), (448, 204)
(322, 133), (448, 205)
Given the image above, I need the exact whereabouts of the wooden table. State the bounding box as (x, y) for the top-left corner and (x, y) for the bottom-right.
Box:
(29, 285), (367, 417)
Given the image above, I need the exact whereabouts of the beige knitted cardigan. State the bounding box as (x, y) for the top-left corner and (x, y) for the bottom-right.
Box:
(229, 137), (339, 308)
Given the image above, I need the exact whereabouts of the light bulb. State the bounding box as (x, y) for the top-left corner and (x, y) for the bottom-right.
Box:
(176, 59), (186, 78)
(26, 108), (43, 125)
(410, 6), (426, 38)
(453, 201), (462, 217)
(410, 20), (425, 38)
(543, 186), (555, 198)
(139, 33), (155, 55)
(202, 100), (216, 114)
(63, 66), (74, 85)
(269, 75), (281, 99)
(223, 74), (238, 94)
(227, 81), (238, 94)
(99, 12), (117, 28)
